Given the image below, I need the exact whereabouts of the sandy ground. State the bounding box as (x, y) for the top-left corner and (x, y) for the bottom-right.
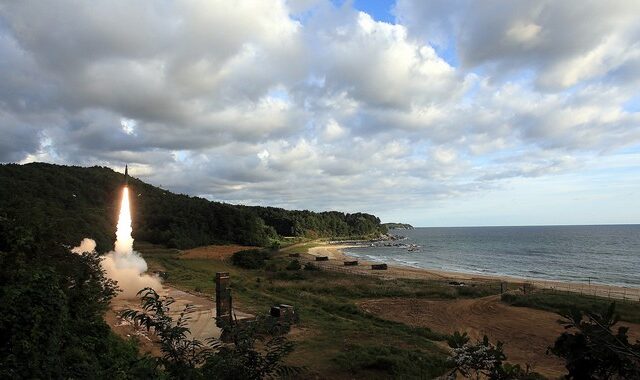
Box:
(180, 244), (257, 260)
(359, 295), (640, 378)
(307, 243), (640, 300)
(307, 245), (357, 260)
(107, 285), (253, 355)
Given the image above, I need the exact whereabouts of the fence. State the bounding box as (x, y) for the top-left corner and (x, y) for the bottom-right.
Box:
(524, 279), (640, 302)
(295, 255), (640, 303)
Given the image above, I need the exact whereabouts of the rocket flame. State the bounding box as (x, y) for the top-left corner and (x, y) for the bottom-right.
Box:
(72, 182), (162, 299)
(115, 186), (133, 254)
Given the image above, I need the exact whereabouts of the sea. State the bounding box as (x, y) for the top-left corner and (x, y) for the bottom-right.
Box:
(342, 225), (640, 288)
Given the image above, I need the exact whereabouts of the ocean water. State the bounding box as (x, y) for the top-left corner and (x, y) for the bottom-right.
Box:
(342, 225), (640, 288)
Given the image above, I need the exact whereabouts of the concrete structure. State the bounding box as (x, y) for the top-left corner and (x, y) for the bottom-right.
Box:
(215, 272), (232, 326)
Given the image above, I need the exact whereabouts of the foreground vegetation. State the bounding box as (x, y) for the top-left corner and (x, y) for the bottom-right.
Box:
(0, 163), (387, 252)
(0, 219), (159, 378)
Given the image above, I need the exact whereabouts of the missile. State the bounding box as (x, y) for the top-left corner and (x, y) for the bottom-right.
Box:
(124, 165), (129, 186)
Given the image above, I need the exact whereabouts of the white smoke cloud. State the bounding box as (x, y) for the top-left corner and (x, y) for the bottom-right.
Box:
(71, 237), (96, 254)
(72, 237), (163, 299)
(72, 187), (161, 299)
(100, 250), (162, 299)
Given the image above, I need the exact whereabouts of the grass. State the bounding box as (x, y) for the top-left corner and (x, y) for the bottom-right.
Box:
(333, 345), (449, 378)
(501, 292), (640, 324)
(137, 242), (463, 378)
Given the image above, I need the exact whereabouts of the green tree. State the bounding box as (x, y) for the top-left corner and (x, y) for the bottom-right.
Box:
(549, 303), (640, 379)
(0, 219), (158, 379)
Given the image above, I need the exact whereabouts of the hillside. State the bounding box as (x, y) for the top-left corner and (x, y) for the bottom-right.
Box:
(383, 222), (414, 230)
(0, 163), (386, 252)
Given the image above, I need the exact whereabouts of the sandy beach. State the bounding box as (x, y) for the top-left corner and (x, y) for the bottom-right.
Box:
(307, 243), (640, 301)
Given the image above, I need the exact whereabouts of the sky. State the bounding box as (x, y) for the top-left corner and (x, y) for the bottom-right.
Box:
(1, 0), (639, 227)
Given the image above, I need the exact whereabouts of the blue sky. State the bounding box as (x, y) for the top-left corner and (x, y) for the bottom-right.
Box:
(1, 0), (639, 227)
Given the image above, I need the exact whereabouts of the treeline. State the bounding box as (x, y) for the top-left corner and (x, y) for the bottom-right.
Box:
(247, 206), (386, 238)
(0, 163), (386, 251)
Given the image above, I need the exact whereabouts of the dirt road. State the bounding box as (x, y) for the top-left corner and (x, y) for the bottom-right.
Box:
(107, 286), (253, 355)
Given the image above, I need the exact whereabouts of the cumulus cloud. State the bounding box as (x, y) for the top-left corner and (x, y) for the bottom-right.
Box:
(395, 0), (640, 89)
(1, 0), (639, 224)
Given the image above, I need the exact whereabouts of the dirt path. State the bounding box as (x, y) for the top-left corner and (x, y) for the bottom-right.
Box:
(107, 286), (253, 356)
(359, 296), (571, 378)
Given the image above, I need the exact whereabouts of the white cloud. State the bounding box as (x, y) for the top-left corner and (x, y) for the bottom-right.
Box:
(1, 0), (639, 225)
(396, 0), (640, 89)
(322, 119), (347, 141)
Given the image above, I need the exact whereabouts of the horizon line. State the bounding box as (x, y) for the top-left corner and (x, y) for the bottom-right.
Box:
(403, 223), (640, 229)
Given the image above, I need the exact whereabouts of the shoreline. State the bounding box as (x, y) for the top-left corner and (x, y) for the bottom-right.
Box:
(306, 243), (640, 301)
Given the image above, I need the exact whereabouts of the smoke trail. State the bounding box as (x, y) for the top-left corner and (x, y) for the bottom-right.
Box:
(72, 186), (162, 299)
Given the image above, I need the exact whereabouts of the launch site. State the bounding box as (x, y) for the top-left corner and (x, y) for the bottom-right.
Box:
(1, 1), (640, 379)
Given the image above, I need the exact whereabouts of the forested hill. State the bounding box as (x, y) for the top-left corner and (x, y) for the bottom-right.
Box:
(383, 222), (414, 230)
(0, 163), (386, 251)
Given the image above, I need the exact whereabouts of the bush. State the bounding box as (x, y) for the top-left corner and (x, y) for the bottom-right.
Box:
(550, 303), (640, 379)
(231, 249), (271, 269)
(286, 259), (301, 271)
(303, 262), (319, 271)
(447, 333), (544, 380)
(265, 262), (280, 272)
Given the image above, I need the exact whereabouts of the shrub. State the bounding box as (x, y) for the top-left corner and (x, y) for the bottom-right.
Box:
(265, 262), (279, 272)
(550, 303), (640, 379)
(231, 249), (271, 269)
(447, 332), (544, 379)
(286, 259), (301, 271)
(303, 262), (319, 271)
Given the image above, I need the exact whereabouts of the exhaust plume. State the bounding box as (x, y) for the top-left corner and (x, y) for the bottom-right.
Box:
(72, 186), (162, 299)
(114, 186), (133, 254)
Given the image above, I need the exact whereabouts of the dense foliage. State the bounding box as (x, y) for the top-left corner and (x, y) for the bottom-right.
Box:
(231, 249), (272, 269)
(0, 217), (159, 379)
(247, 205), (386, 238)
(550, 303), (640, 379)
(0, 163), (386, 251)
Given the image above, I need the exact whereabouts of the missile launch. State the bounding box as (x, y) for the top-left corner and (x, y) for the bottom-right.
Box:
(124, 165), (128, 186)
